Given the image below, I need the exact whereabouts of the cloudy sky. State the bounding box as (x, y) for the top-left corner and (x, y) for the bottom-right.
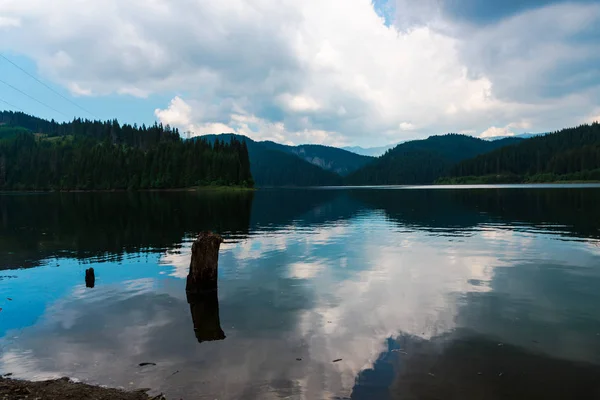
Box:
(1, 0), (599, 146)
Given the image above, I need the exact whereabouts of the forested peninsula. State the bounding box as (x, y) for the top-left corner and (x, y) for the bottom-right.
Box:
(0, 111), (253, 191)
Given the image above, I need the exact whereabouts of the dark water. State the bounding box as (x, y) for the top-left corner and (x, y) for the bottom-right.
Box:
(1, 187), (600, 399)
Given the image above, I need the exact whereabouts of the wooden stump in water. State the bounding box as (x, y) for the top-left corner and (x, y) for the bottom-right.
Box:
(185, 232), (225, 342)
(85, 268), (95, 288)
(186, 232), (224, 294)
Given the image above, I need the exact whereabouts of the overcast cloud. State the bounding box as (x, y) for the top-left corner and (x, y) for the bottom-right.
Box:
(0, 0), (599, 145)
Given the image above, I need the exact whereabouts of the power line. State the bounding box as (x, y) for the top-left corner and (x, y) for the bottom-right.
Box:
(0, 78), (71, 119)
(0, 54), (97, 119)
(0, 97), (25, 113)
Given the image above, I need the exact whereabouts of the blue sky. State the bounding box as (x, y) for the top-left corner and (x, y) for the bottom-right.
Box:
(0, 53), (175, 126)
(0, 0), (599, 146)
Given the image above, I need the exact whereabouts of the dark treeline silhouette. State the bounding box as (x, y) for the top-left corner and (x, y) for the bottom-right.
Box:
(345, 134), (523, 185)
(0, 111), (253, 190)
(441, 122), (600, 183)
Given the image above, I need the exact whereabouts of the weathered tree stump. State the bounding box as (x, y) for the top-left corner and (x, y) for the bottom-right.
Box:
(85, 268), (95, 288)
(185, 232), (225, 342)
(187, 291), (226, 342)
(186, 232), (223, 294)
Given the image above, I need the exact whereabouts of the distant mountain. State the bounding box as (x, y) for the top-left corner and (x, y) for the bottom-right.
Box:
(442, 123), (600, 183)
(483, 132), (547, 141)
(199, 134), (343, 187)
(342, 143), (399, 157)
(345, 134), (523, 185)
(259, 141), (373, 175)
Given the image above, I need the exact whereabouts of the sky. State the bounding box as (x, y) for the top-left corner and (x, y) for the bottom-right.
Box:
(0, 0), (599, 147)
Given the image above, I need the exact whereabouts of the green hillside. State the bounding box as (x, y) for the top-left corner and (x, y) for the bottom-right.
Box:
(440, 123), (600, 183)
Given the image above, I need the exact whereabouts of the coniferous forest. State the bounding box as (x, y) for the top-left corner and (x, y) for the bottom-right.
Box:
(439, 123), (600, 183)
(0, 111), (253, 190)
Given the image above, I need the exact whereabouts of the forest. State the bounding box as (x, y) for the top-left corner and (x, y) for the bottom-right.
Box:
(439, 123), (600, 183)
(0, 111), (253, 190)
(2, 110), (599, 189)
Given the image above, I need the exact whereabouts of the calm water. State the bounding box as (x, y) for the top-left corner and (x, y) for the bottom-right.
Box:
(1, 187), (600, 399)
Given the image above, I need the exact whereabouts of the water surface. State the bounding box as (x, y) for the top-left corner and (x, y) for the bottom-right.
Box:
(1, 187), (600, 399)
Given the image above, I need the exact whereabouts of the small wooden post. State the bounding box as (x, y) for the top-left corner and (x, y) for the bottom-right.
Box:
(186, 232), (224, 293)
(85, 268), (95, 288)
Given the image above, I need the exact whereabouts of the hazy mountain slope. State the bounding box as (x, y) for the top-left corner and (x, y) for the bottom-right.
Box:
(483, 132), (547, 141)
(259, 141), (373, 175)
(199, 134), (342, 186)
(342, 143), (398, 157)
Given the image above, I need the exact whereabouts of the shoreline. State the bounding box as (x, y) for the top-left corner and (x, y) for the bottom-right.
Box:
(0, 376), (165, 400)
(0, 185), (256, 194)
(2, 182), (600, 194)
(434, 180), (600, 185)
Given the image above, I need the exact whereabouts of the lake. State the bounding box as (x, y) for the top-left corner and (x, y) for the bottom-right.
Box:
(1, 186), (600, 399)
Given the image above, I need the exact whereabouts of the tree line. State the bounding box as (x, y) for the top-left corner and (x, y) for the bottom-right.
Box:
(0, 111), (253, 190)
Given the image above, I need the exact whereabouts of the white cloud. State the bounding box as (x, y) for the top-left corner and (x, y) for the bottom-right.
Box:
(480, 126), (515, 138)
(399, 122), (415, 131)
(1, 0), (599, 145)
(154, 96), (192, 128)
(479, 120), (532, 138)
(67, 82), (92, 97)
(117, 87), (150, 98)
(0, 16), (20, 28)
(277, 94), (321, 112)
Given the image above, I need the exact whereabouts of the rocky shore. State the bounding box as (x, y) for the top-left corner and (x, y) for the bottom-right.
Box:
(0, 377), (165, 400)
